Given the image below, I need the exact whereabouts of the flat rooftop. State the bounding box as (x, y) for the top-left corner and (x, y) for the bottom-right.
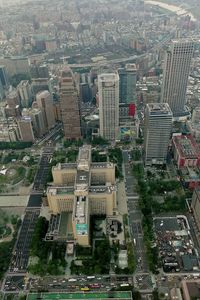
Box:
(76, 169), (89, 185)
(89, 185), (116, 194)
(154, 217), (181, 232)
(78, 145), (91, 161)
(98, 73), (119, 83)
(27, 292), (132, 300)
(173, 135), (200, 158)
(91, 162), (114, 168)
(47, 186), (74, 195)
(75, 196), (87, 224)
(147, 103), (172, 115)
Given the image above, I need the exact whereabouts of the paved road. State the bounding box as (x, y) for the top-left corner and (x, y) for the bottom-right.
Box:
(123, 150), (149, 274)
(2, 146), (55, 292)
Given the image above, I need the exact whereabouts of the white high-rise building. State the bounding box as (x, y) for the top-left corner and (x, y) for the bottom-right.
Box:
(161, 39), (194, 117)
(98, 73), (119, 141)
(144, 103), (172, 165)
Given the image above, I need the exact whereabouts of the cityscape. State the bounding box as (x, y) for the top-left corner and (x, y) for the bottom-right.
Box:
(1, 0), (200, 300)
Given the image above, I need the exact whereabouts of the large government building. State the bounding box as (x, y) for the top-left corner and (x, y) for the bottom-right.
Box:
(46, 145), (116, 246)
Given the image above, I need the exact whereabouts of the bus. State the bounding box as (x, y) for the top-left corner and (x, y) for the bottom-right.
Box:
(120, 283), (130, 287)
(87, 276), (95, 279)
(81, 287), (90, 291)
(68, 278), (77, 282)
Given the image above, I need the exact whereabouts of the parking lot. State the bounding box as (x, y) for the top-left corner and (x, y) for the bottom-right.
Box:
(154, 216), (200, 273)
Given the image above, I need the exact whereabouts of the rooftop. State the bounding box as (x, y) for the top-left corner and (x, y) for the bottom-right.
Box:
(75, 196), (87, 224)
(47, 186), (74, 195)
(147, 103), (172, 115)
(98, 73), (119, 83)
(173, 134), (200, 159)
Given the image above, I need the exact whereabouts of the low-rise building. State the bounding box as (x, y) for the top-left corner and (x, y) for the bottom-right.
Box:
(181, 279), (200, 300)
(172, 134), (200, 169)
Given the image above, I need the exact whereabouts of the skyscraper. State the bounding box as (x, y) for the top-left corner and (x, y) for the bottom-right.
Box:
(59, 68), (81, 140)
(17, 116), (35, 142)
(98, 73), (119, 141)
(144, 103), (172, 165)
(118, 64), (137, 104)
(36, 90), (55, 130)
(17, 80), (33, 108)
(161, 39), (194, 117)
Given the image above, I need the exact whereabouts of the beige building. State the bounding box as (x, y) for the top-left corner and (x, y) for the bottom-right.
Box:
(36, 90), (55, 130)
(47, 145), (116, 246)
(17, 116), (35, 142)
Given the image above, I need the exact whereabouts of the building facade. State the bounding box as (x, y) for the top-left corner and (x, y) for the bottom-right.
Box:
(36, 90), (55, 130)
(47, 145), (116, 246)
(17, 116), (35, 142)
(98, 73), (119, 141)
(17, 80), (33, 108)
(172, 135), (200, 169)
(191, 189), (200, 231)
(118, 64), (137, 104)
(59, 68), (81, 140)
(161, 39), (194, 117)
(144, 103), (172, 165)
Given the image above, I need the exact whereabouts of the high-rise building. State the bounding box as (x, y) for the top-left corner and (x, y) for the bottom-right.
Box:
(144, 103), (172, 165)
(46, 145), (116, 246)
(0, 65), (8, 87)
(17, 116), (35, 142)
(36, 90), (55, 130)
(79, 83), (91, 103)
(118, 64), (137, 104)
(17, 80), (33, 108)
(31, 108), (46, 137)
(59, 68), (81, 140)
(98, 73), (119, 141)
(161, 39), (194, 117)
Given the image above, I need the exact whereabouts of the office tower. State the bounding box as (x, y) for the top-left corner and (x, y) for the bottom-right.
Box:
(59, 68), (81, 140)
(144, 103), (172, 165)
(31, 108), (46, 137)
(31, 78), (50, 96)
(0, 57), (30, 77)
(161, 39), (194, 117)
(0, 65), (8, 87)
(46, 145), (116, 246)
(5, 90), (21, 118)
(17, 116), (35, 142)
(6, 90), (20, 106)
(118, 64), (137, 104)
(79, 83), (91, 103)
(17, 80), (33, 108)
(36, 90), (55, 130)
(98, 73), (119, 141)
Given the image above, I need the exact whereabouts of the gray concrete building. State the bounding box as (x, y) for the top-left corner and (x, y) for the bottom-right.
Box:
(161, 39), (194, 117)
(144, 103), (172, 165)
